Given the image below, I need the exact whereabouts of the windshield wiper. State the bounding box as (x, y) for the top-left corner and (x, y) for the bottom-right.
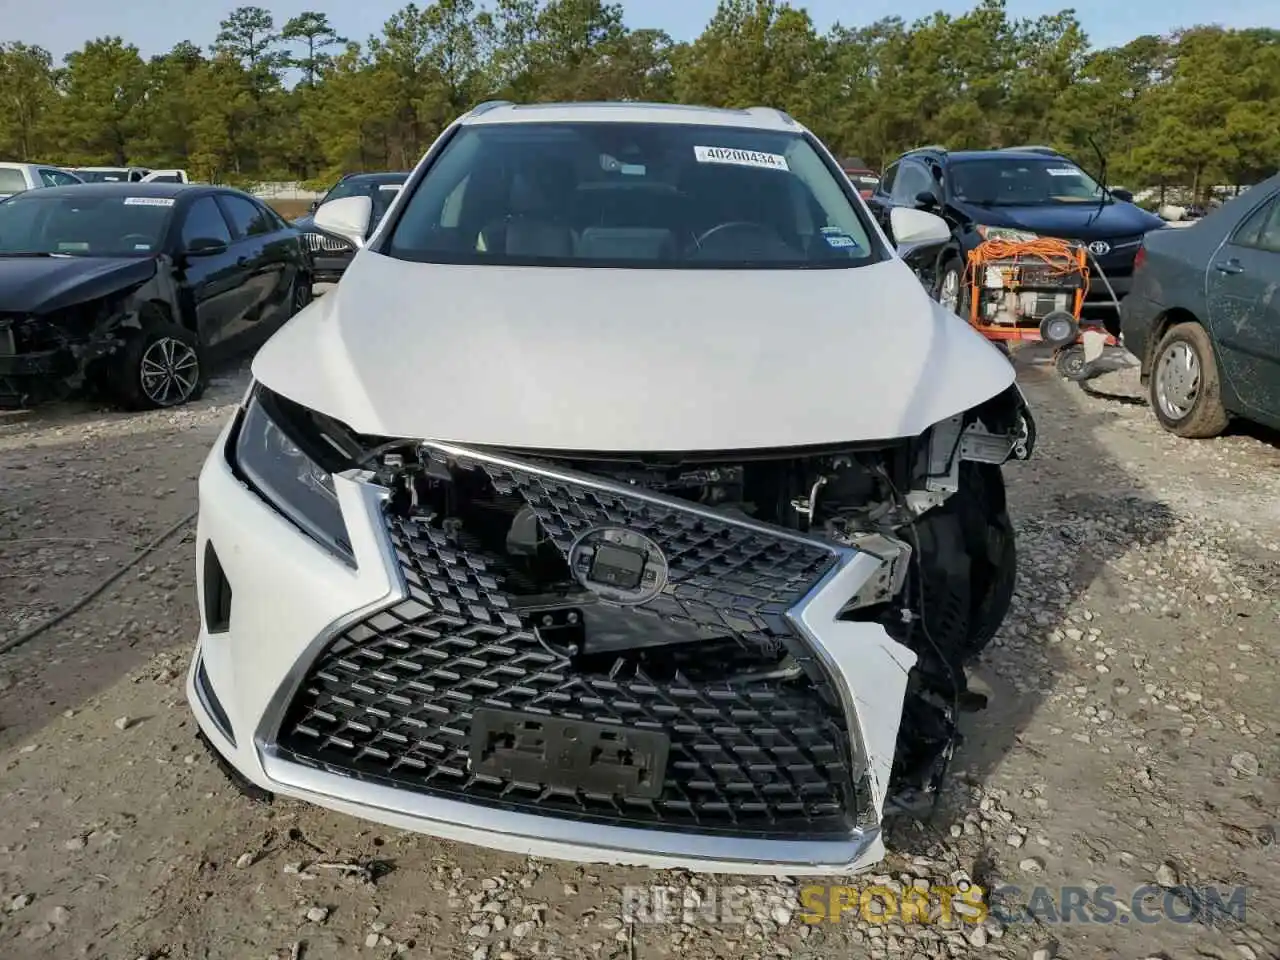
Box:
(0, 251), (72, 258)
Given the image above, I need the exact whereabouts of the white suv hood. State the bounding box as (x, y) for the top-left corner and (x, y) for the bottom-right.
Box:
(253, 251), (1014, 451)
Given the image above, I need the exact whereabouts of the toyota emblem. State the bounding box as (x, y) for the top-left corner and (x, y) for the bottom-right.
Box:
(1087, 240), (1111, 256)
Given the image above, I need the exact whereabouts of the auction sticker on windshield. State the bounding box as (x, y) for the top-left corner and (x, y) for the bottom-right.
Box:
(122, 197), (175, 206)
(1046, 168), (1082, 177)
(694, 146), (790, 171)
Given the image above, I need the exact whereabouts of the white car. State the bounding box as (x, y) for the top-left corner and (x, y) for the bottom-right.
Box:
(187, 101), (1035, 875)
(0, 161), (83, 199)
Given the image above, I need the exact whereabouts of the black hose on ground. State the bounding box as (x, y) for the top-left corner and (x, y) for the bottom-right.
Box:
(0, 510), (197, 658)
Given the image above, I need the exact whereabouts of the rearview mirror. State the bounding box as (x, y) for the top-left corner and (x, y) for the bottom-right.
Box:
(314, 195), (373, 249)
(186, 237), (228, 257)
(891, 207), (951, 260)
(914, 190), (938, 209)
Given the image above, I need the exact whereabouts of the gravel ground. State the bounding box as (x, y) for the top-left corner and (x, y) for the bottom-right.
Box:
(1, 347), (1278, 960)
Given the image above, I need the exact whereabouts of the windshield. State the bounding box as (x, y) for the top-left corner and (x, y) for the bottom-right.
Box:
(384, 121), (880, 269)
(949, 158), (1106, 206)
(75, 170), (132, 183)
(0, 193), (173, 256)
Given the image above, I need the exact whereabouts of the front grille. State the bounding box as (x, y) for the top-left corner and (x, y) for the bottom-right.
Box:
(275, 454), (861, 838)
(302, 231), (353, 253)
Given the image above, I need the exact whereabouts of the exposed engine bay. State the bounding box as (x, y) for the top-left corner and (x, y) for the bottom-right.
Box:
(267, 383), (1036, 821)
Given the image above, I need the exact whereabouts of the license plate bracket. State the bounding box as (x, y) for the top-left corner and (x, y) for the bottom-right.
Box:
(469, 708), (669, 800)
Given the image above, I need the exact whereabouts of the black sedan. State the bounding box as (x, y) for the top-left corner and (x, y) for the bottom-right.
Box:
(1121, 170), (1280, 437)
(0, 182), (312, 409)
(293, 172), (409, 282)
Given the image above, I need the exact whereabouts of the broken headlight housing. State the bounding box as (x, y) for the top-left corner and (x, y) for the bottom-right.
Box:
(232, 386), (354, 565)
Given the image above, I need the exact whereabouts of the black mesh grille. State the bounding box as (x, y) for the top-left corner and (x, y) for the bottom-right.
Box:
(274, 457), (861, 838)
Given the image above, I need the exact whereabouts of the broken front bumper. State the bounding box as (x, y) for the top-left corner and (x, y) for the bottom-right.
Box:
(0, 348), (76, 407)
(187, 422), (919, 874)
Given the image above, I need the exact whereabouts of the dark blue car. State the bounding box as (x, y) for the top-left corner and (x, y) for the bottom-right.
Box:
(292, 172), (410, 282)
(868, 147), (1166, 327)
(1120, 171), (1280, 438)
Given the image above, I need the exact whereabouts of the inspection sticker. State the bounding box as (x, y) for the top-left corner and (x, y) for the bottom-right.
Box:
(122, 197), (175, 206)
(1046, 167), (1081, 177)
(694, 146), (789, 171)
(825, 234), (858, 248)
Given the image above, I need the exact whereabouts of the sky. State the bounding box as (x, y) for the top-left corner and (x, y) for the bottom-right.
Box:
(9, 0), (1278, 64)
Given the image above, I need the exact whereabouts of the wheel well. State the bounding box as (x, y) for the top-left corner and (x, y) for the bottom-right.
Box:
(1144, 307), (1202, 375)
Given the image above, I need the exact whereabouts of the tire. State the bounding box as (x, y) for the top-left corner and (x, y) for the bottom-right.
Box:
(935, 258), (969, 319)
(1149, 321), (1229, 438)
(289, 271), (313, 317)
(110, 321), (205, 411)
(958, 462), (1016, 658)
(911, 462), (1016, 662)
(1055, 345), (1095, 382)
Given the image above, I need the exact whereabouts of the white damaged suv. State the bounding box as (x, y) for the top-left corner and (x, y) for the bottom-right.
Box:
(188, 101), (1035, 874)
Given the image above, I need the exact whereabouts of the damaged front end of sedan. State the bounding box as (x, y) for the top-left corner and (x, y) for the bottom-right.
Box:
(231, 380), (1035, 870)
(0, 297), (142, 407)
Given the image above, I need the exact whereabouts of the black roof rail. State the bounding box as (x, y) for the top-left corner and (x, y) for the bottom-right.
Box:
(468, 100), (513, 117)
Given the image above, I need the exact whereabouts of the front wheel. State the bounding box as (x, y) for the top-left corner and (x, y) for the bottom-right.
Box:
(289, 271), (313, 317)
(1149, 321), (1229, 438)
(110, 323), (205, 410)
(935, 259), (968, 319)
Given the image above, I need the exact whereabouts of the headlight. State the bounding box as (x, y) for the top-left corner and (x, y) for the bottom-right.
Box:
(976, 225), (1039, 243)
(232, 387), (354, 565)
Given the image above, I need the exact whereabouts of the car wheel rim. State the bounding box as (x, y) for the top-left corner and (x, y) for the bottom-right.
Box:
(140, 337), (199, 406)
(1154, 340), (1200, 420)
(940, 269), (960, 311)
(293, 280), (311, 311)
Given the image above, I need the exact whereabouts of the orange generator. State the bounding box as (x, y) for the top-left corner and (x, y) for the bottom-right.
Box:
(961, 236), (1119, 380)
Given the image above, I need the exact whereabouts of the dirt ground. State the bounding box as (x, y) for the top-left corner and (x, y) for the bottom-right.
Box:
(1, 345), (1278, 960)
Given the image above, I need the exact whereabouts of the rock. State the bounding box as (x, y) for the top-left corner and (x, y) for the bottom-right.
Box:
(235, 853), (255, 868)
(305, 906), (329, 923)
(1030, 944), (1058, 960)
(8, 894), (33, 912)
(1007, 833), (1025, 848)
(47, 905), (70, 926)
(467, 924), (491, 938)
(511, 920), (535, 938)
(1230, 752), (1260, 778)
(1019, 857), (1045, 874)
(23, 922), (54, 940)
(1235, 945), (1259, 960)
(64, 836), (86, 851)
(471, 948), (489, 960)
(366, 934), (381, 948)
(1155, 862), (1179, 888)
(114, 716), (133, 731)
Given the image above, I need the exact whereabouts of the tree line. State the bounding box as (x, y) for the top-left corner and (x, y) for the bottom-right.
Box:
(1, 0), (1277, 199)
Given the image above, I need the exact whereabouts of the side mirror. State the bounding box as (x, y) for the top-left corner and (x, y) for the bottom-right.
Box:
(308, 200), (319, 214)
(891, 207), (951, 260)
(914, 190), (938, 209)
(1110, 188), (1134, 203)
(186, 237), (228, 257)
(314, 195), (373, 248)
